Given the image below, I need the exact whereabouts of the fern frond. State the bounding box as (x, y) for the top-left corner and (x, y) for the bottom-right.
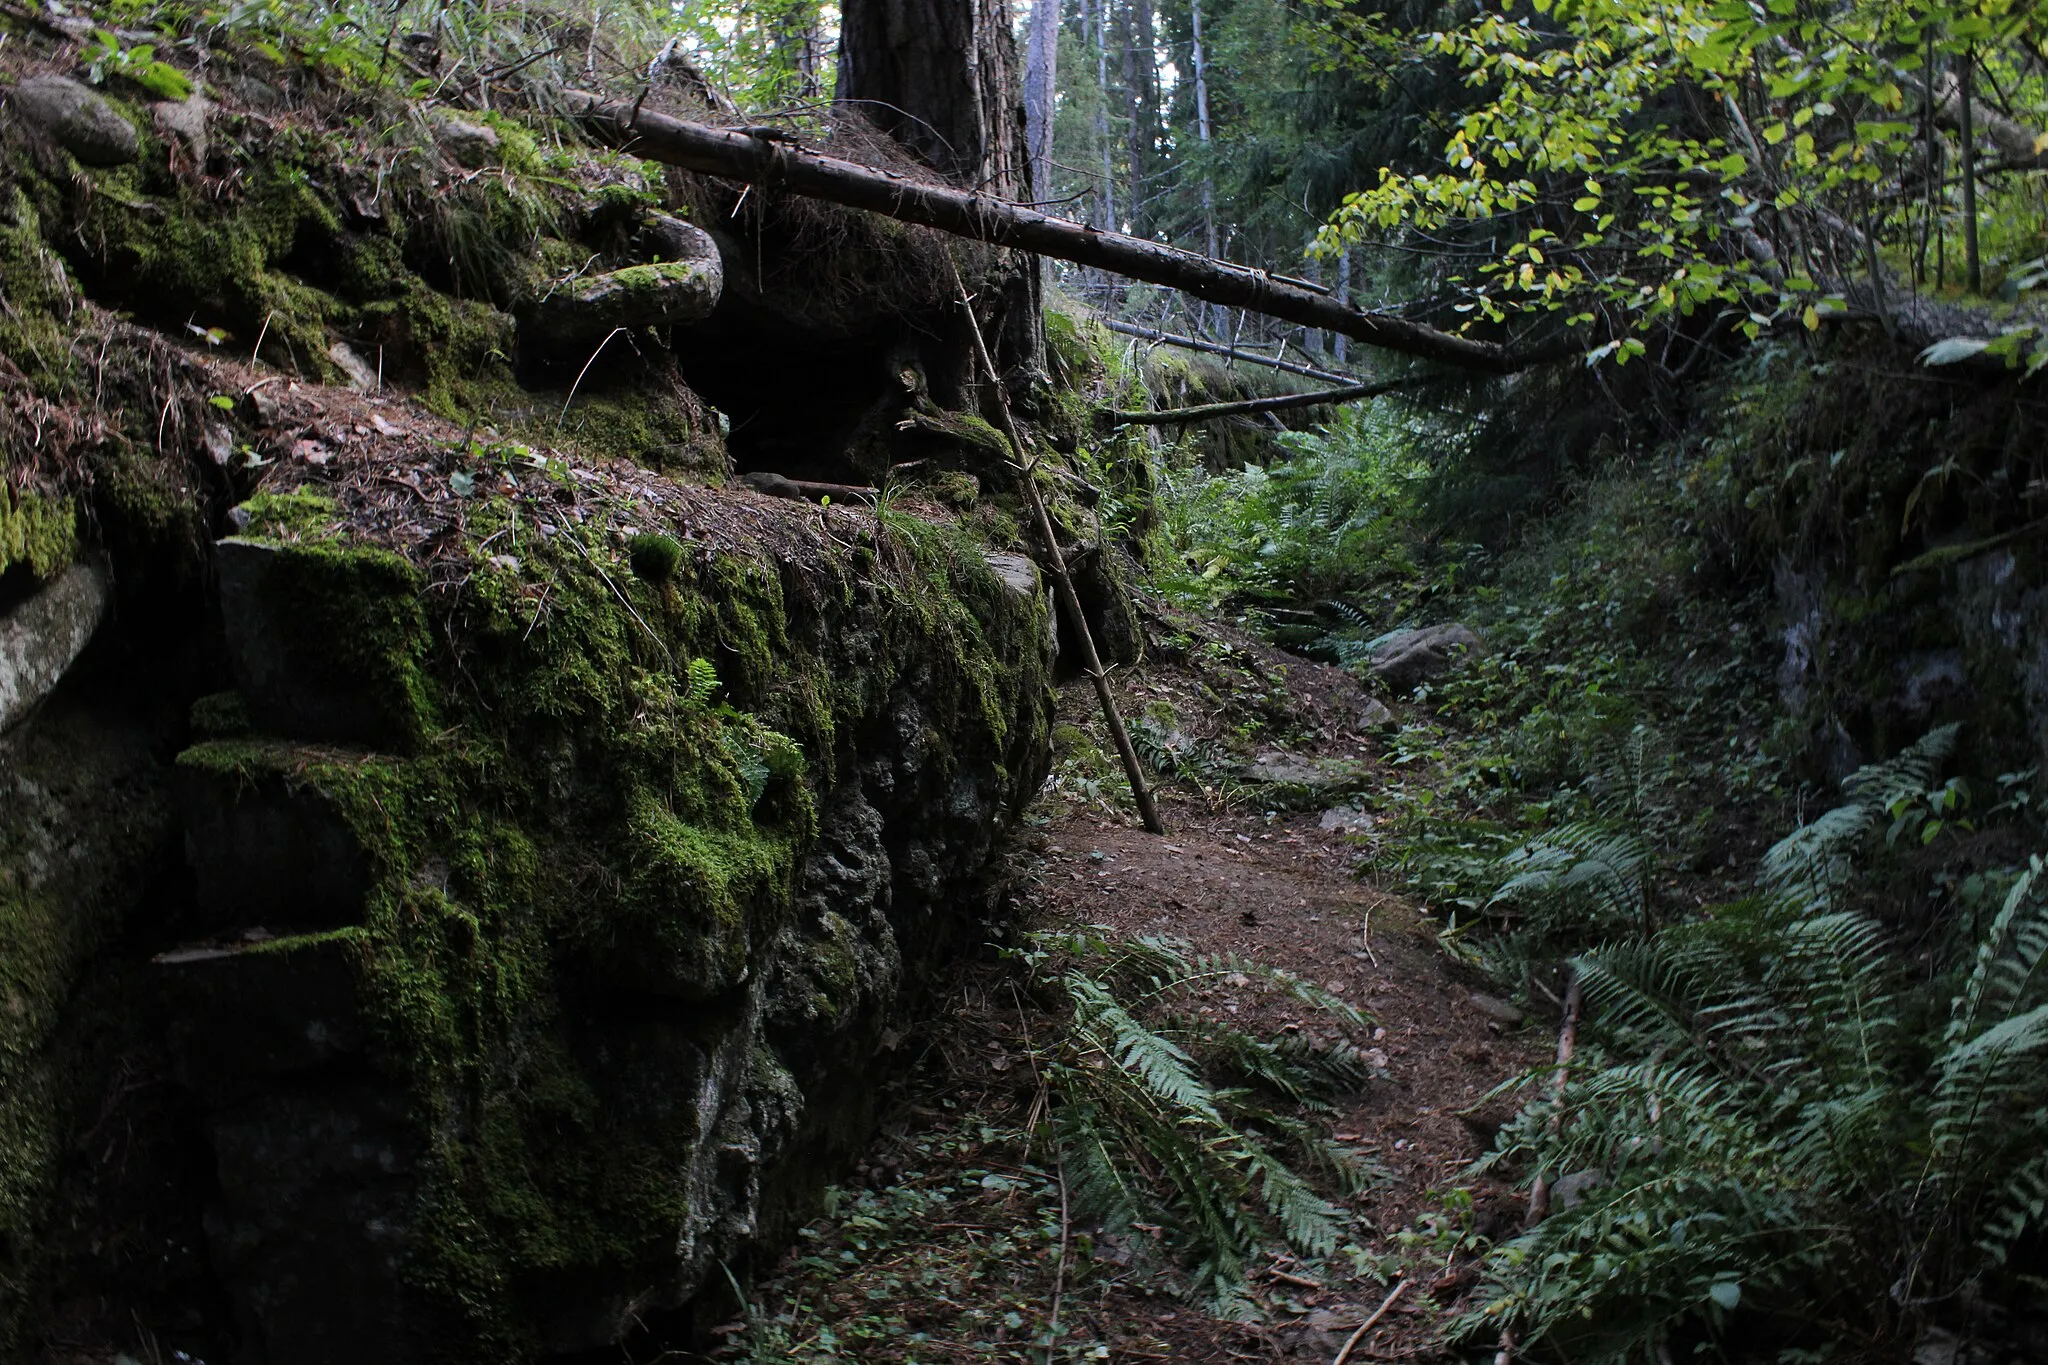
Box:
(683, 655), (721, 707)
(1066, 974), (1220, 1121)
(1950, 857), (2048, 1044)
(1974, 1147), (2048, 1267)
(1761, 725), (1960, 911)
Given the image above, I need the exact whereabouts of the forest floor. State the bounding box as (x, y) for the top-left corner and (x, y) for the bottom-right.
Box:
(720, 616), (1549, 1364)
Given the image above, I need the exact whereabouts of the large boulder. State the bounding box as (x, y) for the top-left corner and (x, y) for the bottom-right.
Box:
(1242, 750), (1370, 798)
(1365, 623), (1485, 692)
(427, 108), (499, 167)
(6, 75), (140, 165)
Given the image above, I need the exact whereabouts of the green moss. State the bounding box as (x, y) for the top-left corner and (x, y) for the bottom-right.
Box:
(930, 470), (981, 508)
(473, 112), (544, 176)
(76, 156), (345, 371)
(0, 83), (1062, 1356)
(225, 539), (438, 750)
(628, 532), (682, 583)
(1043, 308), (1093, 384)
(237, 489), (341, 542)
(0, 486), (78, 581)
(0, 189), (83, 394)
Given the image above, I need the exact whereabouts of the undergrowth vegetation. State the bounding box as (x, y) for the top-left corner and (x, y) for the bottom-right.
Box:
(1147, 341), (2048, 1360)
(725, 934), (1388, 1362)
(1457, 727), (2048, 1361)
(1009, 928), (1382, 1313)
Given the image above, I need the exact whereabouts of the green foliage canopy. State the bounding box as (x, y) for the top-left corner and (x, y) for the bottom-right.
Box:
(1314, 0), (2048, 362)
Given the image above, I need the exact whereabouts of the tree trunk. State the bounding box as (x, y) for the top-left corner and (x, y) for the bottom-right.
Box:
(836, 0), (1038, 390)
(1093, 0), (1117, 232)
(1120, 0), (1160, 237)
(1024, 0), (1061, 207)
(836, 0), (1025, 195)
(1959, 47), (1982, 294)
(566, 90), (1531, 370)
(1334, 247), (1351, 366)
(767, 0), (826, 99)
(1190, 0), (1219, 334)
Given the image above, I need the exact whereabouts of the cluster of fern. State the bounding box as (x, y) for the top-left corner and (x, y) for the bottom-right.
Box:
(1008, 929), (1383, 1312)
(1457, 726), (2048, 1361)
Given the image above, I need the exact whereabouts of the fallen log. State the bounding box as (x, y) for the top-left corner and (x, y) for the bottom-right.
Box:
(564, 91), (1538, 373)
(1103, 376), (1425, 424)
(1097, 318), (1359, 383)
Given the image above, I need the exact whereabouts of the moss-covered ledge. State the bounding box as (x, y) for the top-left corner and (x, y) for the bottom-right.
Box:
(160, 487), (1053, 1360)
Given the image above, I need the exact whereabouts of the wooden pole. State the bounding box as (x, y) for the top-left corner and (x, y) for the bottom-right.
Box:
(1103, 376), (1426, 425)
(950, 270), (1167, 837)
(564, 91), (1538, 372)
(1496, 968), (1584, 1365)
(1959, 48), (1982, 293)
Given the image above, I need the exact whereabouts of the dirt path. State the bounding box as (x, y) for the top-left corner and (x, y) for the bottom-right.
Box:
(1021, 628), (1542, 1358)
(726, 623), (1545, 1363)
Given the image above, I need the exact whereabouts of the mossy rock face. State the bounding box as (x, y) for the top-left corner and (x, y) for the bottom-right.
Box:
(1708, 337), (2048, 778)
(144, 506), (1055, 1360)
(0, 696), (181, 1360)
(0, 68), (1059, 1359)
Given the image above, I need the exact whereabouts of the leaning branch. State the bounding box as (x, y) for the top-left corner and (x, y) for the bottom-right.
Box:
(565, 92), (1540, 373)
(1103, 376), (1425, 424)
(1097, 317), (1361, 383)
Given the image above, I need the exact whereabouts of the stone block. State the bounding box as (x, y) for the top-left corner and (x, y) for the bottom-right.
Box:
(214, 537), (433, 749)
(156, 931), (369, 1102)
(175, 747), (377, 932)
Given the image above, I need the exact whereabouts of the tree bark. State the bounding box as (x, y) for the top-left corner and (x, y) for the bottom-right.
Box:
(1334, 247), (1352, 367)
(1121, 0), (1160, 236)
(1024, 0), (1061, 205)
(1189, 0), (1219, 335)
(836, 0), (1024, 194)
(1092, 0), (1117, 232)
(1959, 48), (1982, 293)
(567, 92), (1530, 371)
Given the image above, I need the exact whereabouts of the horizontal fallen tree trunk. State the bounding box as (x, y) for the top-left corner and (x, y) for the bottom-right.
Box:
(1097, 318), (1359, 383)
(565, 92), (1540, 373)
(1103, 376), (1424, 424)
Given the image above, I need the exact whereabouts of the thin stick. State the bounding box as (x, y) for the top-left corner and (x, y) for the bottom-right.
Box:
(249, 309), (276, 368)
(555, 326), (630, 430)
(1099, 317), (1359, 383)
(567, 527), (672, 665)
(950, 264), (1166, 836)
(1331, 1278), (1408, 1365)
(1523, 969), (1584, 1229)
(1043, 1154), (1070, 1365)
